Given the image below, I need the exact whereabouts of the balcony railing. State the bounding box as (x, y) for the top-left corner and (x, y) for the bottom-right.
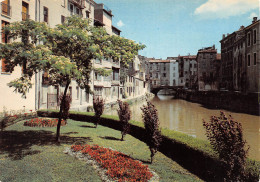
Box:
(22, 12), (30, 21)
(1, 3), (11, 16)
(69, 0), (85, 9)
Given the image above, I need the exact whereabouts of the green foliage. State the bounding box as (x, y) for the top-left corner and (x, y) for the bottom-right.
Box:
(93, 96), (105, 128)
(7, 75), (32, 98)
(203, 111), (249, 181)
(93, 68), (112, 77)
(141, 101), (162, 163)
(117, 100), (131, 141)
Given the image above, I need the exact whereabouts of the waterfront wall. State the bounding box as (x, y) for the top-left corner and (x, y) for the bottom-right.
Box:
(177, 90), (260, 115)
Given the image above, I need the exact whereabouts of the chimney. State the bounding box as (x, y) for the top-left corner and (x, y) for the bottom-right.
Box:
(222, 34), (226, 39)
(213, 44), (215, 49)
(252, 17), (257, 23)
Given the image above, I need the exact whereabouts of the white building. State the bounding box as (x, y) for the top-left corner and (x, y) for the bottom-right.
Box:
(169, 60), (179, 86)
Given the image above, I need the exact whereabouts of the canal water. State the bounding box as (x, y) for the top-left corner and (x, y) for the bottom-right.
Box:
(105, 95), (260, 161)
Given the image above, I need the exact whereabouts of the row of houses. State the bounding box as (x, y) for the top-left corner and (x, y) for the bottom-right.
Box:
(0, 0), (148, 113)
(146, 17), (259, 94)
(147, 45), (220, 91)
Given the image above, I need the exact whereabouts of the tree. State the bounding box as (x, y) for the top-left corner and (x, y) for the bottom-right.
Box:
(93, 96), (105, 128)
(203, 111), (249, 181)
(0, 16), (145, 142)
(141, 101), (162, 163)
(117, 99), (131, 141)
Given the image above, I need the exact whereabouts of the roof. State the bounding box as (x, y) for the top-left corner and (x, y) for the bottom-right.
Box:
(112, 25), (121, 32)
(182, 55), (197, 59)
(149, 60), (170, 63)
(198, 49), (217, 53)
(220, 19), (260, 42)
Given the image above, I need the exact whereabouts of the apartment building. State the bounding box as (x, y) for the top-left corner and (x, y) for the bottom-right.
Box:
(197, 45), (220, 91)
(176, 55), (197, 88)
(0, 0), (37, 112)
(124, 56), (148, 98)
(220, 17), (260, 93)
(0, 0), (127, 112)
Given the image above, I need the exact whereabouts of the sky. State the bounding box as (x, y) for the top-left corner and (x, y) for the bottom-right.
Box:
(95, 0), (260, 59)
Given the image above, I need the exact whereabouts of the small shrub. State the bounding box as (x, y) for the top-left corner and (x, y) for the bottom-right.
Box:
(93, 96), (105, 128)
(141, 101), (162, 163)
(117, 99), (131, 141)
(24, 118), (66, 127)
(203, 111), (249, 181)
(59, 94), (72, 121)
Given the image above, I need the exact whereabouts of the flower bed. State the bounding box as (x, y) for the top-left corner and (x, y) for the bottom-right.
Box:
(24, 118), (66, 127)
(71, 144), (153, 182)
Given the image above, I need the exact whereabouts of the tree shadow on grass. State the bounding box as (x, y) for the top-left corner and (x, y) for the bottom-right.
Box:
(80, 125), (96, 128)
(99, 136), (121, 141)
(0, 130), (92, 160)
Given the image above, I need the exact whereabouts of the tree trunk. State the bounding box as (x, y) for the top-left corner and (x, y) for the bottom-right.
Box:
(56, 80), (70, 142)
(121, 134), (124, 141)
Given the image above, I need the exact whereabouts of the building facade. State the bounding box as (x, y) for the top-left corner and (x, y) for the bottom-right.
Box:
(197, 45), (220, 91)
(220, 17), (260, 93)
(0, 0), (146, 113)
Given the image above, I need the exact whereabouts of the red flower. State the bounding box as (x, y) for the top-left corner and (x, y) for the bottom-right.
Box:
(71, 144), (153, 181)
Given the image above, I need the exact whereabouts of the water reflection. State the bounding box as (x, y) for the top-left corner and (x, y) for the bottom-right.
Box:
(104, 95), (260, 161)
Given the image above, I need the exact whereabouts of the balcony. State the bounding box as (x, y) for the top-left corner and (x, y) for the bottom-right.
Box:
(22, 12), (30, 21)
(69, 0), (85, 9)
(111, 80), (120, 86)
(1, 3), (11, 17)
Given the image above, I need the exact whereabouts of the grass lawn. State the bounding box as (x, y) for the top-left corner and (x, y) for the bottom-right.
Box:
(0, 118), (202, 182)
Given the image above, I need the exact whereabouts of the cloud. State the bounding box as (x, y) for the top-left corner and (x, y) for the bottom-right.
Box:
(117, 20), (125, 27)
(195, 0), (259, 19)
(248, 12), (258, 19)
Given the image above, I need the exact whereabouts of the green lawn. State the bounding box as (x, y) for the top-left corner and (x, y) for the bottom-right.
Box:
(0, 119), (202, 182)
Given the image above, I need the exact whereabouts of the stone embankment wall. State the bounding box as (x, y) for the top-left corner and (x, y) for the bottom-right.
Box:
(177, 90), (260, 115)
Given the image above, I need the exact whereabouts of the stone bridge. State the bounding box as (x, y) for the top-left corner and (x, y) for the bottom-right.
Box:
(150, 86), (182, 95)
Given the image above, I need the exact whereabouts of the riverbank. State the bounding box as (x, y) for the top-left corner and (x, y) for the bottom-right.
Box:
(177, 90), (260, 116)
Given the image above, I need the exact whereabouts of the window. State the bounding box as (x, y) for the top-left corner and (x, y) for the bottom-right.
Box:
(85, 92), (89, 102)
(86, 11), (90, 18)
(247, 54), (251, 66)
(173, 67), (175, 70)
(76, 86), (79, 99)
(190, 63), (192, 68)
(156, 73), (158, 78)
(22, 2), (29, 21)
(1, 0), (11, 16)
(69, 87), (72, 99)
(43, 7), (48, 23)
(254, 53), (256, 65)
(94, 87), (102, 96)
(173, 73), (175, 77)
(253, 29), (257, 44)
(95, 72), (102, 81)
(1, 20), (9, 73)
(75, 7), (80, 15)
(173, 79), (176, 86)
(247, 33), (251, 46)
(70, 4), (74, 15)
(61, 15), (65, 24)
(154, 80), (156, 85)
(163, 73), (166, 77)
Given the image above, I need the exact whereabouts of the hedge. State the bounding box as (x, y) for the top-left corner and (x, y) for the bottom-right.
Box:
(37, 110), (260, 182)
